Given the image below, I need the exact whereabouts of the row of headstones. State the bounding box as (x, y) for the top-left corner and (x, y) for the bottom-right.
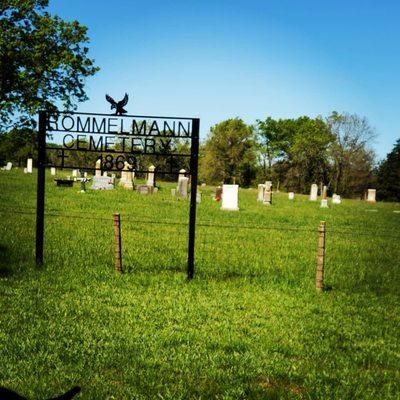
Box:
(213, 183), (378, 211)
(1, 159), (33, 173)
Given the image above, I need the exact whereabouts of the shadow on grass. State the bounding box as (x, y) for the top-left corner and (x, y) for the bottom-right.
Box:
(0, 386), (80, 400)
(0, 244), (14, 277)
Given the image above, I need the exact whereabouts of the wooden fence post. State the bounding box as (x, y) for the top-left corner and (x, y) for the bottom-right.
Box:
(316, 220), (326, 292)
(114, 213), (122, 273)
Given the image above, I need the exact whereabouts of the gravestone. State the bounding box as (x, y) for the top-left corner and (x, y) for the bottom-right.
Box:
(214, 186), (223, 202)
(332, 194), (341, 204)
(23, 167), (27, 173)
(309, 184), (318, 201)
(221, 184), (239, 211)
(119, 162), (133, 189)
(178, 169), (186, 180)
(5, 162), (12, 171)
(263, 181), (272, 205)
(119, 162), (129, 186)
(196, 192), (202, 203)
(288, 192), (295, 200)
(146, 165), (155, 187)
(95, 159), (102, 177)
(54, 179), (73, 187)
(201, 183), (206, 187)
(90, 176), (115, 190)
(320, 185), (328, 208)
(27, 159), (33, 173)
(257, 184), (265, 202)
(50, 167), (56, 176)
(72, 169), (78, 177)
(123, 171), (133, 189)
(177, 176), (189, 198)
(171, 188), (176, 196)
(137, 184), (154, 195)
(367, 189), (376, 202)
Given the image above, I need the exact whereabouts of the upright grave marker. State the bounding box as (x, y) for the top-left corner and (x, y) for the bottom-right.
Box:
(221, 184), (239, 211)
(36, 108), (200, 279)
(310, 184), (318, 201)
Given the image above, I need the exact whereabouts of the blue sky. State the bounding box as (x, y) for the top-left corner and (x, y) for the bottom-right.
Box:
(49, 0), (400, 159)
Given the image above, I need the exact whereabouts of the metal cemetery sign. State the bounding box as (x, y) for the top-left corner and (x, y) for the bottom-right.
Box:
(35, 106), (200, 279)
(45, 112), (195, 174)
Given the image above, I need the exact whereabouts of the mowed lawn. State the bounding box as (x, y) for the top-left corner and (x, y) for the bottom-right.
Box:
(0, 170), (399, 399)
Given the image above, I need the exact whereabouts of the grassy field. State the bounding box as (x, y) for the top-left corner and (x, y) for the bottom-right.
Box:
(0, 169), (399, 399)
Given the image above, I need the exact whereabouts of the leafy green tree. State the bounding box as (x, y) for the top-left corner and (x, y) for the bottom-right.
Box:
(0, 127), (37, 166)
(200, 118), (256, 186)
(0, 0), (99, 129)
(255, 117), (288, 180)
(255, 116), (333, 192)
(284, 117), (334, 192)
(327, 112), (376, 196)
(376, 139), (400, 201)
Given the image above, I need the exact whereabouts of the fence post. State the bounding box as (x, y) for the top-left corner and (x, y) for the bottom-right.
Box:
(316, 220), (326, 292)
(114, 213), (122, 273)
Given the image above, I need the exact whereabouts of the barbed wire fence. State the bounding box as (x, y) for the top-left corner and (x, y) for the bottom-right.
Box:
(1, 206), (399, 291)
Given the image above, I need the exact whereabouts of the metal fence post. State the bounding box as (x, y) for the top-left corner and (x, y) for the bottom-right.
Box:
(114, 213), (122, 273)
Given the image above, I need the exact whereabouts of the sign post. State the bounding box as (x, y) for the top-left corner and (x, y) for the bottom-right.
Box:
(35, 110), (46, 266)
(187, 118), (199, 279)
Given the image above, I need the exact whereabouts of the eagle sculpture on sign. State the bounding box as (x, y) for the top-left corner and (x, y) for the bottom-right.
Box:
(105, 93), (129, 115)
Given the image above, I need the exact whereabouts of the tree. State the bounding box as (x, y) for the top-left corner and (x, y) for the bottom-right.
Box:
(327, 112), (376, 196)
(284, 116), (334, 193)
(376, 139), (400, 201)
(255, 117), (287, 180)
(0, 0), (99, 130)
(199, 118), (256, 186)
(0, 127), (37, 166)
(255, 116), (334, 192)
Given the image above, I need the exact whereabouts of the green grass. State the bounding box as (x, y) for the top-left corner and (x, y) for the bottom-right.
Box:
(0, 169), (399, 399)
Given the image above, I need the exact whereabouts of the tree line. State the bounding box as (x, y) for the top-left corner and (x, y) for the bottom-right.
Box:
(1, 115), (399, 201)
(199, 113), (400, 201)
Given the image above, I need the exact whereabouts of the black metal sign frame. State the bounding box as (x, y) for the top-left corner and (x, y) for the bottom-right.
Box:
(36, 110), (200, 279)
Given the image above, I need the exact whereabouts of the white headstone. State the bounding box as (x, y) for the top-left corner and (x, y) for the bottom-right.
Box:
(124, 170), (133, 189)
(178, 169), (186, 180)
(320, 199), (329, 208)
(51, 167), (56, 176)
(27, 158), (33, 173)
(23, 167), (27, 173)
(367, 189), (376, 202)
(288, 192), (295, 200)
(196, 191), (202, 203)
(147, 165), (155, 187)
(95, 159), (102, 177)
(90, 176), (115, 190)
(263, 181), (272, 205)
(257, 184), (265, 202)
(177, 176), (189, 197)
(102, 171), (108, 177)
(72, 169), (78, 177)
(332, 194), (341, 204)
(310, 184), (318, 201)
(221, 184), (239, 211)
(5, 162), (12, 171)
